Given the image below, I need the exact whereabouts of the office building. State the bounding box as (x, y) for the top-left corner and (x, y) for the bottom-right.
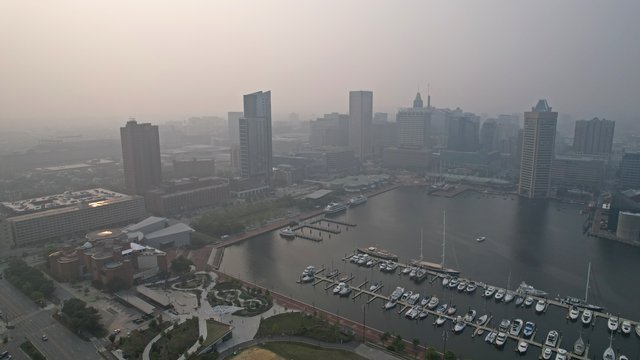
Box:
(373, 112), (388, 124)
(616, 211), (640, 244)
(0, 188), (146, 248)
(397, 92), (431, 149)
(144, 177), (230, 216)
(172, 158), (215, 178)
(309, 113), (349, 148)
(383, 147), (431, 169)
(349, 91), (373, 159)
(620, 152), (640, 190)
(239, 91), (273, 185)
(228, 112), (243, 171)
(573, 117), (615, 155)
(480, 119), (499, 152)
(518, 100), (558, 198)
(447, 114), (480, 152)
(551, 155), (606, 191)
(120, 119), (162, 195)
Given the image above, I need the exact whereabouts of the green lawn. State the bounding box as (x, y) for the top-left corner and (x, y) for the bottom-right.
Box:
(20, 340), (46, 360)
(256, 313), (353, 343)
(120, 322), (170, 360)
(201, 320), (231, 348)
(150, 317), (199, 360)
(262, 342), (366, 360)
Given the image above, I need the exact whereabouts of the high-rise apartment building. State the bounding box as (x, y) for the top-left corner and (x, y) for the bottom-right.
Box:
(447, 114), (480, 152)
(120, 119), (162, 195)
(397, 93), (431, 149)
(349, 91), (373, 159)
(573, 117), (615, 155)
(239, 91), (273, 185)
(518, 100), (558, 198)
(228, 112), (243, 145)
(620, 152), (640, 190)
(480, 119), (499, 152)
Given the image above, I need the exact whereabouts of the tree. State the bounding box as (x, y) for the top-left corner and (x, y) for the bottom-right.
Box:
(443, 351), (457, 360)
(171, 256), (193, 275)
(425, 347), (439, 360)
(380, 331), (391, 343)
(61, 298), (105, 336)
(412, 338), (420, 357)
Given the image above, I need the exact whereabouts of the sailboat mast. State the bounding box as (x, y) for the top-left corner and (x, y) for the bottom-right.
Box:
(420, 228), (424, 261)
(441, 211), (446, 269)
(585, 261), (591, 303)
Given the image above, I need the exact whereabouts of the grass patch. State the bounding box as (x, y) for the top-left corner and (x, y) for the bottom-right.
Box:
(201, 320), (231, 349)
(119, 321), (170, 360)
(150, 317), (199, 360)
(20, 340), (46, 360)
(256, 313), (353, 343)
(262, 342), (366, 360)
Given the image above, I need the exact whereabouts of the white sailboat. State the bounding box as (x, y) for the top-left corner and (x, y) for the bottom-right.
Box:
(603, 332), (615, 360)
(503, 271), (514, 303)
(413, 211), (460, 275)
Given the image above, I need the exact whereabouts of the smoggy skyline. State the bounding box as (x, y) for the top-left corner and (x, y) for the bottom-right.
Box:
(1, 0), (639, 129)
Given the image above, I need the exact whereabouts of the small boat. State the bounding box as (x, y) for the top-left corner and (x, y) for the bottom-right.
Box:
(448, 278), (459, 288)
(524, 296), (534, 307)
(453, 316), (466, 333)
(621, 320), (631, 335)
(608, 316), (619, 332)
(535, 299), (547, 313)
(369, 281), (383, 292)
(442, 276), (450, 287)
(517, 281), (548, 297)
(339, 275), (349, 282)
(573, 335), (585, 356)
(420, 296), (430, 307)
(541, 347), (553, 360)
(476, 236), (486, 242)
(504, 291), (514, 303)
(635, 323), (640, 337)
(523, 321), (535, 338)
(516, 340), (528, 354)
(495, 332), (507, 347)
(339, 284), (352, 296)
(435, 316), (447, 326)
(384, 300), (397, 310)
(348, 194), (367, 206)
(603, 332), (615, 360)
(509, 319), (523, 336)
(279, 227), (296, 238)
(581, 309), (593, 325)
(568, 306), (580, 321)
(463, 309), (476, 322)
(495, 289), (505, 301)
(385, 262), (398, 272)
(466, 282), (477, 293)
(515, 296), (524, 306)
(484, 286), (496, 298)
(402, 267), (412, 275)
(555, 348), (568, 360)
(405, 306), (420, 319)
(389, 286), (404, 301)
(544, 330), (559, 347)
(446, 305), (457, 315)
(499, 318), (511, 332)
(436, 303), (448, 314)
(407, 293), (420, 305)
(619, 355), (629, 360)
(456, 281), (467, 292)
(418, 309), (429, 319)
(327, 269), (339, 277)
(475, 314), (489, 326)
(485, 331), (497, 343)
(333, 282), (345, 294)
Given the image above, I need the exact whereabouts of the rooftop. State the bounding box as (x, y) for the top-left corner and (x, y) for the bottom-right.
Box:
(1, 188), (131, 215)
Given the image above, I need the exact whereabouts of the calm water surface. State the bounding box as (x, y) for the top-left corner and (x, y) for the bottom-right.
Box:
(221, 187), (640, 359)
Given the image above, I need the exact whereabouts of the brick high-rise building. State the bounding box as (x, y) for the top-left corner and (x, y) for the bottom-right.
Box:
(120, 119), (162, 195)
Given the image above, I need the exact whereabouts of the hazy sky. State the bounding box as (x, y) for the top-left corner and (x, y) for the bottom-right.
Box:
(1, 0), (639, 128)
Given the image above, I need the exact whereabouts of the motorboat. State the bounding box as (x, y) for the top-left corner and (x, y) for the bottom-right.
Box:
(635, 323), (640, 337)
(573, 335), (585, 356)
(524, 296), (534, 307)
(420, 296), (430, 307)
(279, 227), (296, 238)
(463, 309), (476, 322)
(555, 348), (567, 360)
(581, 309), (593, 325)
(327, 269), (339, 278)
(453, 316), (466, 333)
(402, 266), (412, 275)
(484, 331), (497, 344)
(369, 281), (383, 292)
(456, 281), (467, 292)
(541, 347), (553, 360)
(409, 268), (417, 278)
(414, 268), (426, 280)
(476, 236), (486, 242)
(517, 281), (548, 297)
(324, 202), (347, 214)
(466, 282), (477, 293)
(608, 316), (619, 332)
(619, 356), (629, 360)
(339, 275), (349, 282)
(509, 319), (523, 336)
(475, 314), (489, 326)
(499, 319), (511, 332)
(568, 306), (580, 321)
(448, 278), (459, 289)
(350, 254), (360, 263)
(389, 286), (405, 301)
(348, 194), (367, 206)
(400, 290), (413, 302)
(339, 284), (352, 296)
(442, 276), (450, 287)
(436, 303), (448, 314)
(418, 308), (429, 319)
(535, 299), (547, 313)
(407, 293), (420, 305)
(504, 291), (515, 303)
(621, 320), (632, 335)
(333, 282), (345, 295)
(495, 289), (506, 301)
(515, 296), (524, 306)
(516, 341), (528, 354)
(405, 306), (420, 319)
(427, 297), (439, 310)
(544, 330), (559, 347)
(366, 259), (376, 267)
(523, 321), (535, 338)
(603, 332), (615, 360)
(301, 273), (314, 283)
(494, 332), (507, 347)
(385, 262), (398, 272)
(435, 316), (447, 326)
(384, 299), (397, 309)
(484, 286), (496, 298)
(446, 305), (457, 315)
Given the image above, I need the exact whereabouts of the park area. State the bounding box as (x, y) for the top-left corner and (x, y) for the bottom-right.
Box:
(208, 280), (272, 316)
(230, 342), (366, 360)
(256, 312), (353, 343)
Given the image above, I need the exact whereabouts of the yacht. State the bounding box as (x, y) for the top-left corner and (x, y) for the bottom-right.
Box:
(484, 331), (497, 344)
(378, 261), (387, 271)
(369, 281), (383, 292)
(476, 236), (486, 242)
(517, 281), (548, 297)
(608, 316), (619, 332)
(385, 262), (398, 272)
(484, 286), (496, 298)
(555, 348), (568, 360)
(621, 320), (632, 335)
(333, 282), (345, 295)
(573, 335), (585, 356)
(448, 278), (459, 289)
(407, 293), (420, 305)
(418, 308), (429, 319)
(427, 296), (439, 310)
(509, 319), (523, 336)
(535, 299), (547, 313)
(420, 296), (430, 307)
(279, 227), (296, 238)
(456, 280), (467, 292)
(402, 266), (412, 275)
(405, 306), (420, 320)
(499, 319), (511, 332)
(348, 194), (367, 206)
(400, 290), (413, 302)
(358, 246), (398, 261)
(463, 309), (476, 322)
(568, 306), (580, 321)
(524, 296), (534, 307)
(453, 316), (466, 333)
(603, 332), (615, 360)
(384, 300), (397, 310)
(523, 321), (535, 338)
(301, 273), (314, 283)
(414, 268), (427, 280)
(581, 309), (593, 325)
(466, 282), (477, 293)
(389, 286), (405, 301)
(517, 341), (528, 354)
(435, 316), (447, 326)
(475, 314), (489, 327)
(495, 332), (507, 347)
(544, 330), (559, 347)
(324, 202), (347, 214)
(495, 289), (506, 301)
(446, 305), (457, 315)
(339, 284), (352, 296)
(409, 268), (417, 278)
(435, 303), (448, 314)
(541, 347), (553, 360)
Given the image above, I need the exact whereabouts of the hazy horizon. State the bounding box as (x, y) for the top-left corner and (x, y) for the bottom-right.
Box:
(1, 1), (640, 130)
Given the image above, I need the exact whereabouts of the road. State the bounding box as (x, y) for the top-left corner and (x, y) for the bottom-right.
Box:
(0, 277), (101, 360)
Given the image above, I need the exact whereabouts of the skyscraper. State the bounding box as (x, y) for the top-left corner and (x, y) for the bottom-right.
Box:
(446, 114), (480, 152)
(620, 152), (640, 190)
(120, 119), (162, 195)
(349, 91), (373, 159)
(518, 100), (558, 198)
(396, 92), (431, 149)
(480, 119), (499, 152)
(239, 91), (272, 185)
(573, 117), (615, 155)
(227, 111), (243, 145)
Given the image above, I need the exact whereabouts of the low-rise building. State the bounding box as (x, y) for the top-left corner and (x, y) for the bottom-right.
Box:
(144, 177), (230, 216)
(382, 147), (432, 170)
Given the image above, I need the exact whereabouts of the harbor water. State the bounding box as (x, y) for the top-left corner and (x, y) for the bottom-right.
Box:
(221, 187), (640, 359)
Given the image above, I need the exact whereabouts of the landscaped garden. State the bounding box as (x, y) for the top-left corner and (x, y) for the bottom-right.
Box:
(207, 280), (272, 317)
(119, 318), (170, 360)
(256, 312), (354, 343)
(149, 317), (199, 360)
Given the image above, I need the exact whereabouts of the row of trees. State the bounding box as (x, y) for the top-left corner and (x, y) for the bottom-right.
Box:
(380, 331), (458, 360)
(3, 258), (54, 301)
(59, 298), (106, 337)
